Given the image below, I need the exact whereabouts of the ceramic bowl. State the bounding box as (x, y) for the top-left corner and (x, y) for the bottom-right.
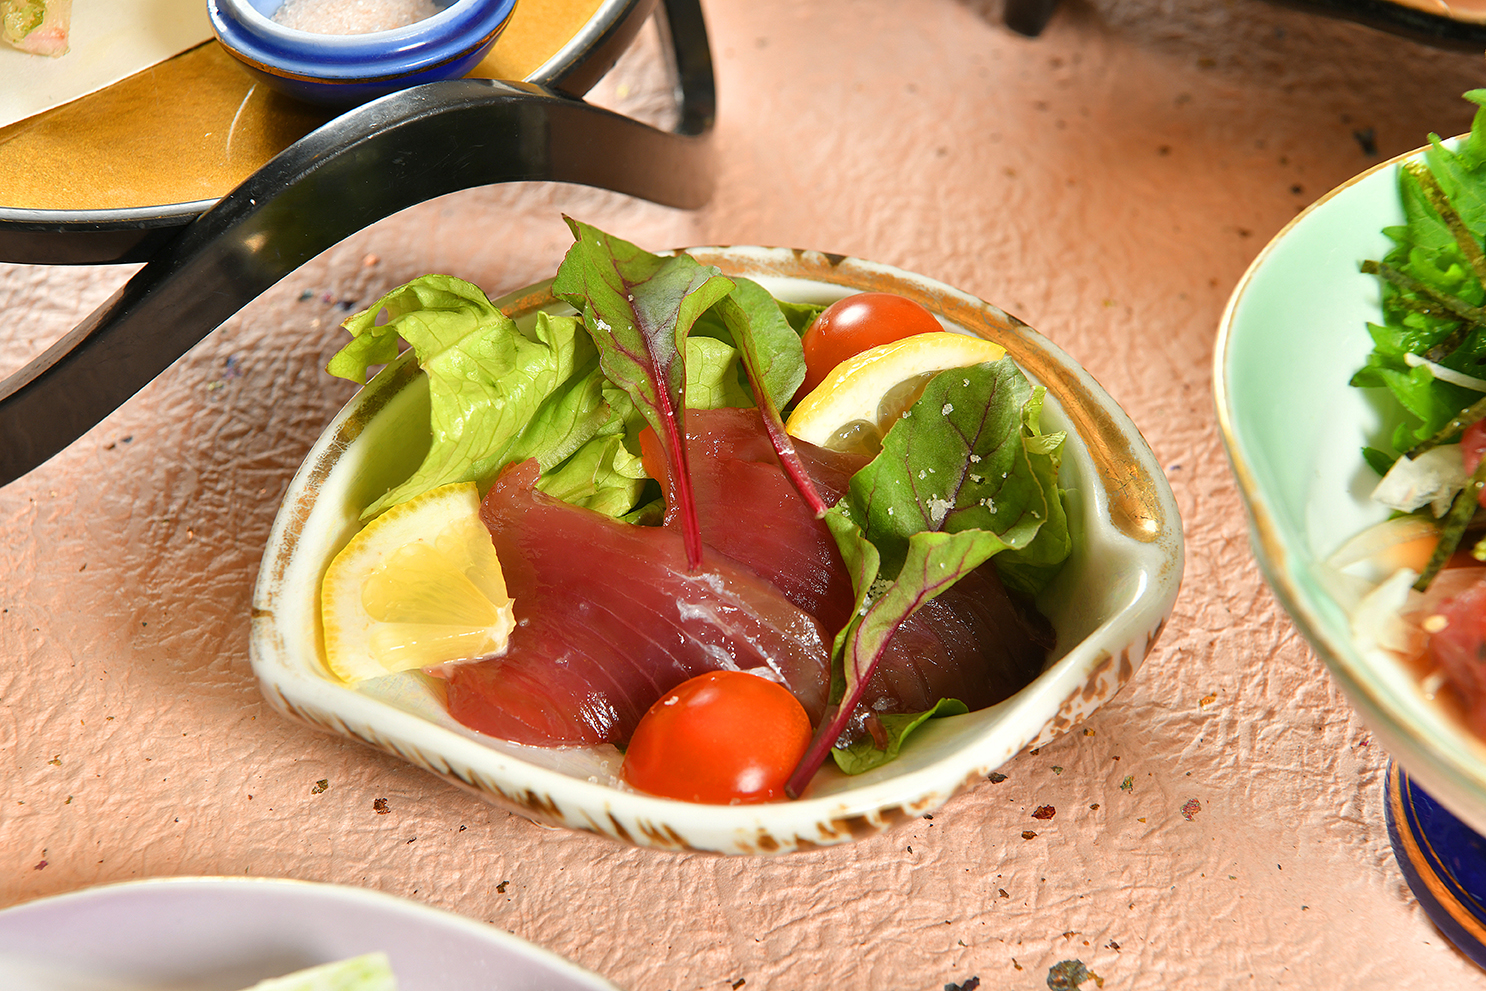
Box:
(0, 877), (617, 990)
(1215, 139), (1486, 839)
(207, 0), (517, 106)
(251, 247), (1184, 855)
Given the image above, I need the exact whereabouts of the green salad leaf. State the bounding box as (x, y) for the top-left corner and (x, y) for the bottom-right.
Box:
(1351, 91), (1486, 594)
(786, 358), (1069, 793)
(552, 217), (735, 568)
(830, 697), (969, 775)
(1354, 90), (1486, 461)
(1, 1), (45, 44)
(329, 276), (606, 519)
(325, 221), (1075, 791)
(327, 275), (775, 521)
(711, 278), (829, 515)
(242, 952), (397, 991)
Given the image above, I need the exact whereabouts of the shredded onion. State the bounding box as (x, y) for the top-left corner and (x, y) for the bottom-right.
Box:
(1327, 514), (1441, 569)
(1404, 352), (1486, 392)
(1352, 567), (1426, 659)
(1372, 444), (1466, 517)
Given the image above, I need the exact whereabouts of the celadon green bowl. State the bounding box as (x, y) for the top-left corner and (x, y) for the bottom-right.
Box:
(251, 247), (1184, 855)
(1215, 138), (1486, 838)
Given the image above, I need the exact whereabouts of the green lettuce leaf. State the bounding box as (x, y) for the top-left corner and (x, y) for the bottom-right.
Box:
(535, 432), (648, 516)
(1, 1), (45, 44)
(830, 698), (969, 775)
(329, 276), (614, 519)
(683, 335), (753, 409)
(243, 953), (397, 991)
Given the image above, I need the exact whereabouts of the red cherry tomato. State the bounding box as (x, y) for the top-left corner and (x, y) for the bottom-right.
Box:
(622, 670), (812, 804)
(796, 292), (944, 401)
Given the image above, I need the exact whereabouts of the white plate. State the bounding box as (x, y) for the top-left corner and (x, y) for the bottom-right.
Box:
(0, 877), (617, 991)
(0, 0), (212, 131)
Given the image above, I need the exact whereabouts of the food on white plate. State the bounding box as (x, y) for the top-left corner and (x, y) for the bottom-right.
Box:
(1342, 89), (1486, 735)
(241, 952), (397, 991)
(1, 0), (70, 56)
(319, 219), (1072, 802)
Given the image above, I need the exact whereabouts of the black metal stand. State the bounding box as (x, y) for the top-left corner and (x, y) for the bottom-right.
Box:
(0, 0), (715, 488)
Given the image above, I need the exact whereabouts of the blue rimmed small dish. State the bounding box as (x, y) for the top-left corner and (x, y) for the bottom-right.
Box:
(1387, 760), (1486, 968)
(250, 247), (1184, 855)
(207, 0), (518, 107)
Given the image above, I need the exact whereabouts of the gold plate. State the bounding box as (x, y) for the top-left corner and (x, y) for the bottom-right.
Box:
(0, 0), (605, 212)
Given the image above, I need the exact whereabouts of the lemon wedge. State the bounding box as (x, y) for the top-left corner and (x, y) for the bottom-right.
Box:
(785, 332), (1005, 455)
(321, 481), (515, 683)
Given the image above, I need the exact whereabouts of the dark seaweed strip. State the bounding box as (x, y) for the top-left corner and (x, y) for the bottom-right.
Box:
(1408, 160), (1486, 291)
(1361, 260), (1486, 361)
(1409, 394), (1486, 456)
(1414, 457), (1486, 590)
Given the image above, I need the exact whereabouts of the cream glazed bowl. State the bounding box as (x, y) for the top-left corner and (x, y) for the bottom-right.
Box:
(250, 246), (1184, 855)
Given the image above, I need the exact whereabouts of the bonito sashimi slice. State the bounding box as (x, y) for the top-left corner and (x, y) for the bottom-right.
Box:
(641, 407), (1054, 732)
(443, 460), (830, 746)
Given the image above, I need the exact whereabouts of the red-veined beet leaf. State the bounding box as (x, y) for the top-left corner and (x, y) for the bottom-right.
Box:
(711, 277), (829, 517)
(552, 217), (734, 569)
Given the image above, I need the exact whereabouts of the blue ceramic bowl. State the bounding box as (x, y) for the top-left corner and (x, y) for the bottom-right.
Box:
(207, 0), (518, 107)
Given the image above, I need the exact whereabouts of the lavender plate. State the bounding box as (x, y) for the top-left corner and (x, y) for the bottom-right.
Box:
(0, 877), (616, 991)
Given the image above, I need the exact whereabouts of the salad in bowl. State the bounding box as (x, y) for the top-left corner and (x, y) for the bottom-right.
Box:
(1218, 91), (1486, 839)
(251, 219), (1182, 853)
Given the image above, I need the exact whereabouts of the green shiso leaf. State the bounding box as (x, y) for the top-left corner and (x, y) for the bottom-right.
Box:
(328, 277), (602, 520)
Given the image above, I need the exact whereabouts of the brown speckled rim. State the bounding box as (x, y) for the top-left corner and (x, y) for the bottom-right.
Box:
(251, 248), (1184, 855)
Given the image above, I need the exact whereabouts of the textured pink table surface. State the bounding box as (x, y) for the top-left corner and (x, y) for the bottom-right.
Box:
(4, 0), (1486, 987)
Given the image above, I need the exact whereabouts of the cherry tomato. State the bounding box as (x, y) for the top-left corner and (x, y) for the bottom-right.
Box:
(621, 670), (812, 804)
(796, 292), (944, 401)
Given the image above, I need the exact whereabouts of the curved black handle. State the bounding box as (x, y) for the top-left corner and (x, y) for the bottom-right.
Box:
(0, 0), (714, 488)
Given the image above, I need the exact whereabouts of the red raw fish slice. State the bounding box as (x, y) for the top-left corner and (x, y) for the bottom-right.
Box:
(1426, 573), (1486, 737)
(640, 406), (862, 630)
(855, 566), (1053, 725)
(641, 407), (1053, 733)
(443, 460), (830, 746)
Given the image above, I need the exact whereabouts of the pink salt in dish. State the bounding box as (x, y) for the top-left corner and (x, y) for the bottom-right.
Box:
(271, 0), (442, 34)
